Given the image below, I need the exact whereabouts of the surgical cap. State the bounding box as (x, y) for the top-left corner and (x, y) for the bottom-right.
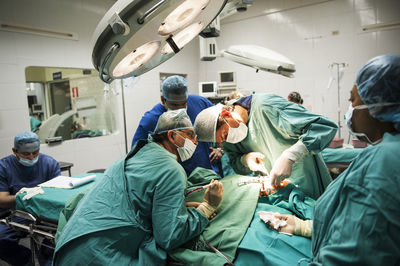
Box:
(194, 104), (223, 143)
(162, 75), (188, 102)
(153, 109), (193, 135)
(14, 132), (40, 151)
(356, 54), (400, 131)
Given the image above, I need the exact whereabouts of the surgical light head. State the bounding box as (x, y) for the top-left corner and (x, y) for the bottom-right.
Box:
(162, 75), (188, 101)
(14, 132), (40, 151)
(194, 104), (223, 142)
(356, 54), (400, 131)
(153, 109), (193, 135)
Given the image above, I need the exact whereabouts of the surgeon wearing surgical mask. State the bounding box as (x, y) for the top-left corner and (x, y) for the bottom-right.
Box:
(54, 109), (224, 266)
(0, 132), (60, 265)
(131, 75), (222, 176)
(268, 54), (400, 265)
(195, 91), (338, 200)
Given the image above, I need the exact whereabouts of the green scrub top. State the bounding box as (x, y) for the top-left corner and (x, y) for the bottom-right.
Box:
(223, 94), (338, 199)
(310, 132), (400, 265)
(53, 141), (208, 265)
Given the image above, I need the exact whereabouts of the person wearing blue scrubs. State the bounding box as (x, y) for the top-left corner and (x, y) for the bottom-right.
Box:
(271, 55), (400, 265)
(0, 132), (60, 266)
(54, 109), (224, 265)
(131, 75), (223, 176)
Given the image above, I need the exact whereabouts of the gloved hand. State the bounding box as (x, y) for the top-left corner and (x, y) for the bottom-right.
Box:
(270, 140), (309, 187)
(241, 152), (268, 174)
(270, 154), (294, 188)
(209, 147), (223, 163)
(197, 180), (224, 219)
(16, 186), (44, 200)
(203, 179), (224, 208)
(270, 213), (313, 238)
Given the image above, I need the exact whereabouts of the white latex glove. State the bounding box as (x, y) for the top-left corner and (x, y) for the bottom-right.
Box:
(270, 141), (309, 187)
(270, 155), (294, 187)
(16, 187), (44, 200)
(241, 152), (268, 174)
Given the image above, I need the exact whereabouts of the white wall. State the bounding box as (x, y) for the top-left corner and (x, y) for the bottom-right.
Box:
(201, 0), (400, 142)
(1, 0), (399, 175)
(0, 0), (200, 175)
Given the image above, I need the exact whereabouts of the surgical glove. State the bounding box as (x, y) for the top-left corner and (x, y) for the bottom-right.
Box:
(203, 179), (224, 208)
(270, 213), (313, 238)
(270, 141), (309, 187)
(270, 154), (293, 187)
(16, 186), (44, 200)
(241, 152), (268, 174)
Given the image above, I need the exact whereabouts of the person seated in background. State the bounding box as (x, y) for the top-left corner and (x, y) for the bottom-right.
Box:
(53, 109), (224, 265)
(287, 91), (304, 105)
(131, 75), (223, 176)
(0, 131), (60, 265)
(194, 92), (338, 200)
(270, 54), (400, 265)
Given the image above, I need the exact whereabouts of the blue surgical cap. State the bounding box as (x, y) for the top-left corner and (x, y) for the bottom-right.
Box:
(162, 75), (188, 102)
(14, 132), (40, 151)
(356, 54), (400, 131)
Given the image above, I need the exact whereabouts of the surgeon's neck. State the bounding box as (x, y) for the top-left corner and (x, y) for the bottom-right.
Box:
(157, 140), (179, 159)
(233, 105), (248, 124)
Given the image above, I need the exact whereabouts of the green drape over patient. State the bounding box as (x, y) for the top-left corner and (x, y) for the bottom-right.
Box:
(53, 141), (208, 265)
(223, 94), (337, 199)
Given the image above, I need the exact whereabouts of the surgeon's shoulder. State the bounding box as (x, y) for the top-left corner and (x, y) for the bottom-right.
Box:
(188, 94), (213, 107)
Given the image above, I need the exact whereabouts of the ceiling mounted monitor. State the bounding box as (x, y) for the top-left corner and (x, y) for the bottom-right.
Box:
(91, 0), (227, 83)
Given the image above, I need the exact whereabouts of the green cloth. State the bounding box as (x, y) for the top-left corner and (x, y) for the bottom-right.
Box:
(234, 184), (315, 266)
(55, 187), (92, 242)
(53, 141), (208, 265)
(321, 147), (363, 163)
(310, 132), (400, 265)
(224, 94), (337, 199)
(30, 116), (42, 132)
(169, 170), (260, 265)
(15, 173), (101, 221)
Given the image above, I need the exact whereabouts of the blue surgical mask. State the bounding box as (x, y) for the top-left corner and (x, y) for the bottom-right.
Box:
(18, 156), (39, 167)
(345, 103), (381, 145)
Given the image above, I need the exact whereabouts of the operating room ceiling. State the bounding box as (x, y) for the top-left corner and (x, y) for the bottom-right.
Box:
(221, 0), (333, 24)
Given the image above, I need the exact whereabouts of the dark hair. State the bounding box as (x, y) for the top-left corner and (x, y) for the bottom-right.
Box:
(288, 91), (303, 104)
(151, 132), (169, 143)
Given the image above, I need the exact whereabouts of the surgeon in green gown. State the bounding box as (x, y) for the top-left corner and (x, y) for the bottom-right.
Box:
(194, 93), (337, 199)
(269, 54), (400, 265)
(53, 109), (224, 265)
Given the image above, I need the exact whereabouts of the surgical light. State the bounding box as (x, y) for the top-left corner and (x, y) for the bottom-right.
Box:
(161, 22), (205, 55)
(158, 0), (210, 36)
(91, 0), (227, 83)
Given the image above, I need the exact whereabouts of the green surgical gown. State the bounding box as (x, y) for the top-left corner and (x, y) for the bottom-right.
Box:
(309, 132), (400, 265)
(53, 141), (208, 265)
(223, 94), (338, 199)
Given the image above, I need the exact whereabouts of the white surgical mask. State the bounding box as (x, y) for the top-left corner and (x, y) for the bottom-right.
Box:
(18, 156), (39, 167)
(174, 132), (197, 161)
(345, 103), (381, 145)
(224, 117), (248, 144)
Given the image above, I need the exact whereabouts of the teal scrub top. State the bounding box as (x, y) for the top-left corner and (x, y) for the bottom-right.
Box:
(53, 141), (208, 265)
(223, 94), (338, 199)
(310, 132), (400, 265)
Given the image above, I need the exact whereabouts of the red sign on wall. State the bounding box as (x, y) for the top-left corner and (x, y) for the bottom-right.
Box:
(72, 87), (79, 98)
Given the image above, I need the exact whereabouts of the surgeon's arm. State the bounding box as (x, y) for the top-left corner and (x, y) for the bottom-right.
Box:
(151, 173), (209, 251)
(222, 142), (253, 175)
(0, 192), (15, 209)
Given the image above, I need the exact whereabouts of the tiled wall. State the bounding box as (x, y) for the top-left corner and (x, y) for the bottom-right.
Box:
(200, 0), (400, 142)
(0, 0), (200, 174)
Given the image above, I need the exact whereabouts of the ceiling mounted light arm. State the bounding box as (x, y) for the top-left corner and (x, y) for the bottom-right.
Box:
(91, 0), (227, 84)
(99, 43), (120, 83)
(137, 0), (166, 24)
